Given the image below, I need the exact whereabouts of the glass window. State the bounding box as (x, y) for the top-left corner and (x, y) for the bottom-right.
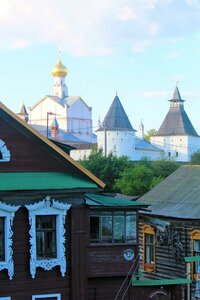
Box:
(114, 215), (125, 242)
(191, 230), (200, 278)
(101, 216), (112, 243)
(194, 240), (200, 274)
(26, 198), (71, 279)
(0, 217), (5, 261)
(32, 294), (61, 300)
(90, 211), (137, 244)
(36, 215), (57, 259)
(143, 225), (155, 272)
(145, 234), (154, 264)
(90, 216), (100, 242)
(126, 214), (136, 243)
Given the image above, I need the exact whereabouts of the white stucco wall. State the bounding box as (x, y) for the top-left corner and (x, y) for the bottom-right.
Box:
(70, 148), (93, 160)
(150, 135), (200, 162)
(30, 98), (67, 130)
(97, 130), (135, 159)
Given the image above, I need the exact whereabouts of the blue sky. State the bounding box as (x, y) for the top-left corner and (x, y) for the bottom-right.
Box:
(1, 0), (200, 133)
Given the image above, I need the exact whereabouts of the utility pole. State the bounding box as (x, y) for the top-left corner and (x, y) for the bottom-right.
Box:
(104, 124), (107, 157)
(46, 112), (49, 138)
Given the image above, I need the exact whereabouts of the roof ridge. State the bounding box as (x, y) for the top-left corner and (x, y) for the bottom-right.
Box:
(0, 102), (105, 188)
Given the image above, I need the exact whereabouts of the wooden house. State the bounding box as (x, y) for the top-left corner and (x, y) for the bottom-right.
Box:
(134, 165), (200, 300)
(0, 102), (148, 300)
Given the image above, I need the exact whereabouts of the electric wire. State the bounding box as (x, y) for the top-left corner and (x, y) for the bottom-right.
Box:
(113, 253), (139, 300)
(121, 259), (140, 300)
(30, 117), (200, 153)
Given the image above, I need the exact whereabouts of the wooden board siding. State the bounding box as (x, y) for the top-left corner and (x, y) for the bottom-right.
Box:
(0, 116), (70, 172)
(138, 217), (188, 281)
(88, 277), (130, 300)
(88, 245), (138, 277)
(138, 214), (200, 299)
(71, 205), (88, 300)
(0, 207), (71, 300)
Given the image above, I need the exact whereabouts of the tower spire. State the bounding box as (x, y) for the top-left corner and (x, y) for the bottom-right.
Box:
(51, 52), (68, 98)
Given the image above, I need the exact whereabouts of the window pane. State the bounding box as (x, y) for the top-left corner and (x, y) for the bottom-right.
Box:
(146, 245), (154, 264)
(145, 233), (154, 264)
(36, 215), (57, 259)
(101, 216), (112, 243)
(194, 240), (200, 273)
(35, 298), (58, 300)
(114, 216), (124, 242)
(90, 216), (100, 243)
(126, 215), (136, 242)
(0, 217), (5, 261)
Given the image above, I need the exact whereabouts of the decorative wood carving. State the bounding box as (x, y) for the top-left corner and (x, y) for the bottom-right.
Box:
(26, 196), (71, 279)
(0, 202), (20, 280)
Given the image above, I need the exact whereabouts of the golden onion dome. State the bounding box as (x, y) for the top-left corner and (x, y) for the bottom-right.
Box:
(51, 58), (68, 77)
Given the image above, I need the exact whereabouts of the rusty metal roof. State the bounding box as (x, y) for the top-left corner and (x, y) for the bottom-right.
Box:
(138, 165), (200, 219)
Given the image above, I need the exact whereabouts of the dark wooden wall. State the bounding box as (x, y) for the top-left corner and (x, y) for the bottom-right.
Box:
(0, 116), (69, 172)
(0, 207), (71, 300)
(0, 192), (152, 300)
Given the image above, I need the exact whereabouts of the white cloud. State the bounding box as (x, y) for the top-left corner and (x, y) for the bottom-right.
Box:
(131, 91), (169, 98)
(186, 0), (200, 6)
(0, 0), (199, 56)
(116, 6), (137, 21)
(164, 49), (186, 59)
(132, 39), (154, 53)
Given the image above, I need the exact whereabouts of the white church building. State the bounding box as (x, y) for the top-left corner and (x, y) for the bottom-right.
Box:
(17, 55), (200, 163)
(28, 55), (95, 143)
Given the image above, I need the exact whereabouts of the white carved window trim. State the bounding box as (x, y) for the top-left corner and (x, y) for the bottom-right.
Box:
(0, 202), (19, 280)
(26, 196), (71, 279)
(32, 294), (61, 299)
(0, 140), (11, 162)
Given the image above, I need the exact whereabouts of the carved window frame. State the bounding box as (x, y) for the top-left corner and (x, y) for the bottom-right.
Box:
(143, 224), (156, 272)
(0, 140), (11, 162)
(26, 196), (71, 279)
(191, 230), (200, 279)
(0, 202), (19, 280)
(32, 294), (61, 300)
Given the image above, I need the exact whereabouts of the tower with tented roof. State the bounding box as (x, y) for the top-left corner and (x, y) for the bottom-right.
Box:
(150, 85), (200, 162)
(96, 94), (136, 158)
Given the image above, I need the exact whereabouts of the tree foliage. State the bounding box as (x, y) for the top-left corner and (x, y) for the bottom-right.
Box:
(151, 159), (179, 178)
(191, 150), (200, 164)
(79, 149), (132, 191)
(114, 164), (158, 196)
(144, 129), (157, 141)
(80, 150), (181, 196)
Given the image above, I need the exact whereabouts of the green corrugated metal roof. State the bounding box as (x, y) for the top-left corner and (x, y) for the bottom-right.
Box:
(0, 172), (97, 191)
(85, 194), (149, 208)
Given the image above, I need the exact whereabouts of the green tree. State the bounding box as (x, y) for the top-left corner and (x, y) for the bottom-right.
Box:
(152, 159), (180, 178)
(191, 150), (200, 164)
(144, 129), (157, 141)
(79, 149), (132, 191)
(114, 164), (159, 196)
